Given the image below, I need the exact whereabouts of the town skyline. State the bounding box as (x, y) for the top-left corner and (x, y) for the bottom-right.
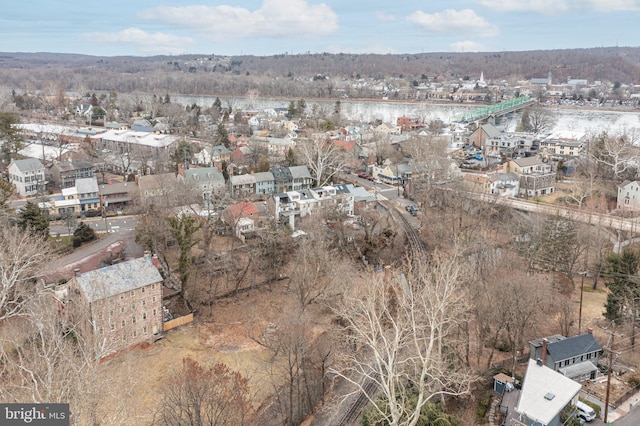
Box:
(2, 0), (639, 57)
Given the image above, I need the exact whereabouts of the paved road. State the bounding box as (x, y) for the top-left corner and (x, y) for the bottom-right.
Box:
(50, 216), (137, 236)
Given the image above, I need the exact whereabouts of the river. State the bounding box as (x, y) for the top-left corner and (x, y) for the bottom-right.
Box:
(141, 94), (640, 137)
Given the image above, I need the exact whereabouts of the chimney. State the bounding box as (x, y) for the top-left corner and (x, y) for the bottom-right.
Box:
(108, 178), (113, 185)
(587, 328), (593, 334)
(74, 268), (81, 277)
(143, 250), (151, 258)
(541, 338), (549, 366)
(152, 254), (159, 269)
(135, 174), (140, 185)
(178, 163), (185, 177)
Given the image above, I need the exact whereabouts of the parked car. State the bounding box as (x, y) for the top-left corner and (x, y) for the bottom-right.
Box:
(357, 172), (369, 179)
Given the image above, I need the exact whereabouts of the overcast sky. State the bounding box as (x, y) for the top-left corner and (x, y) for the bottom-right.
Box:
(2, 0), (638, 56)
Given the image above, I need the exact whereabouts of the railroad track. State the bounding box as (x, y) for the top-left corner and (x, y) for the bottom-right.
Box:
(380, 200), (426, 255)
(336, 377), (379, 425)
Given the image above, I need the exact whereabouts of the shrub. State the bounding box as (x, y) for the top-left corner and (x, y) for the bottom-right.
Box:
(476, 391), (492, 421)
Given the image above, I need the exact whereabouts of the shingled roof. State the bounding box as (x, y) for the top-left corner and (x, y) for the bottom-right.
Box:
(76, 257), (162, 303)
(546, 333), (601, 363)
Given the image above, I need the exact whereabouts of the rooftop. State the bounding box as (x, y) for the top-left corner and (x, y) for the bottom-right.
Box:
(76, 257), (162, 303)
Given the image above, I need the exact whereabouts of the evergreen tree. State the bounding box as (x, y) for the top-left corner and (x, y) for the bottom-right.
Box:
(18, 201), (49, 238)
(0, 112), (23, 164)
(283, 147), (297, 167)
(286, 100), (297, 119)
(216, 124), (231, 148)
(213, 97), (222, 114)
(604, 250), (640, 321)
(296, 99), (307, 117)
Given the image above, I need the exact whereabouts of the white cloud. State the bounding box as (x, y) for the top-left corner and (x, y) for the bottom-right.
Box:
(375, 11), (396, 22)
(588, 0), (640, 11)
(139, 0), (338, 40)
(82, 28), (193, 54)
(478, 0), (569, 14)
(450, 40), (492, 52)
(407, 9), (499, 38)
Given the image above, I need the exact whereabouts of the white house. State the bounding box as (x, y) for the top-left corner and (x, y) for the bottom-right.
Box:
(513, 359), (582, 426)
(7, 158), (47, 196)
(617, 180), (640, 211)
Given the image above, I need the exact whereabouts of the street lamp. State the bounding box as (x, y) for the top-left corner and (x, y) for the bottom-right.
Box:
(577, 271), (591, 334)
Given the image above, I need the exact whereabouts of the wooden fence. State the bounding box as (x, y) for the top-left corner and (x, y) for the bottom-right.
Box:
(163, 313), (194, 331)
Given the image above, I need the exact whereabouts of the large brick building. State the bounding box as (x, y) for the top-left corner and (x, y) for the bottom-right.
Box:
(69, 256), (163, 357)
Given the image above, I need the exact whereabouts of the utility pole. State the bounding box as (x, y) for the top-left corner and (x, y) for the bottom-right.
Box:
(603, 323), (622, 423)
(577, 271), (590, 334)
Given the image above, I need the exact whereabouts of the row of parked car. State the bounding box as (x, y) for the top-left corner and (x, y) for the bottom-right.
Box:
(357, 172), (382, 184)
(405, 205), (418, 216)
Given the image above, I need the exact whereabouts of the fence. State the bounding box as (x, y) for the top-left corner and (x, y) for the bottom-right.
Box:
(163, 313), (194, 331)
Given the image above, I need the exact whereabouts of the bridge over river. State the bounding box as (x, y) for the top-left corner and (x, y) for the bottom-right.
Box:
(453, 96), (535, 123)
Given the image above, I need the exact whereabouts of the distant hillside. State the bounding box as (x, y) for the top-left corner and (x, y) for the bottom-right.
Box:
(0, 47), (638, 99)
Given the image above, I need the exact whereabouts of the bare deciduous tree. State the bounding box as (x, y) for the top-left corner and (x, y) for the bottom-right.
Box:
(296, 137), (348, 186)
(332, 249), (475, 426)
(0, 223), (50, 321)
(156, 357), (254, 426)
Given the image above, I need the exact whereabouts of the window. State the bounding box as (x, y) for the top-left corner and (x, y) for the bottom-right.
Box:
(132, 316), (136, 324)
(121, 306), (125, 313)
(152, 296), (156, 303)
(120, 294), (124, 300)
(133, 330), (137, 338)
(110, 323), (115, 331)
(143, 326), (148, 334)
(152, 284), (156, 289)
(121, 320), (125, 328)
(143, 312), (147, 320)
(142, 287), (145, 293)
(153, 309), (157, 316)
(130, 290), (134, 297)
(109, 310), (114, 317)
(142, 300), (146, 307)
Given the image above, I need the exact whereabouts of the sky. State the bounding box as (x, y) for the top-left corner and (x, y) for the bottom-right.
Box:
(1, 0), (639, 57)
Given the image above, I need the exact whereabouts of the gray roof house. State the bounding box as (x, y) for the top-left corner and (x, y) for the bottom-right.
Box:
(7, 158), (47, 196)
(253, 171), (275, 195)
(182, 167), (226, 207)
(529, 332), (602, 382)
(71, 257), (164, 357)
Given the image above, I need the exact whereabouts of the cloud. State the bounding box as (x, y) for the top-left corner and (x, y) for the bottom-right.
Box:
(139, 0), (338, 40)
(375, 11), (396, 22)
(450, 40), (492, 52)
(588, 0), (640, 11)
(407, 9), (499, 38)
(82, 28), (193, 54)
(477, 0), (569, 14)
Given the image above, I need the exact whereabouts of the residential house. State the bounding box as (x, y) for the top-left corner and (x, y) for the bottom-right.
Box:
(91, 129), (180, 157)
(539, 137), (584, 160)
(231, 146), (253, 165)
(98, 181), (137, 212)
(374, 122), (401, 136)
(484, 132), (537, 158)
(529, 332), (602, 382)
(136, 173), (177, 205)
(49, 177), (100, 216)
(68, 256), (163, 357)
(229, 174), (256, 199)
(193, 145), (231, 166)
(254, 171), (275, 196)
(50, 159), (96, 189)
(131, 119), (156, 133)
(222, 201), (259, 228)
(272, 165), (314, 193)
(396, 116), (423, 132)
(512, 359), (582, 426)
(506, 156), (555, 197)
(467, 123), (502, 149)
(181, 167), (226, 207)
(617, 180), (640, 211)
(267, 192), (297, 224)
(488, 172), (520, 197)
(371, 164), (400, 185)
(7, 158), (47, 196)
